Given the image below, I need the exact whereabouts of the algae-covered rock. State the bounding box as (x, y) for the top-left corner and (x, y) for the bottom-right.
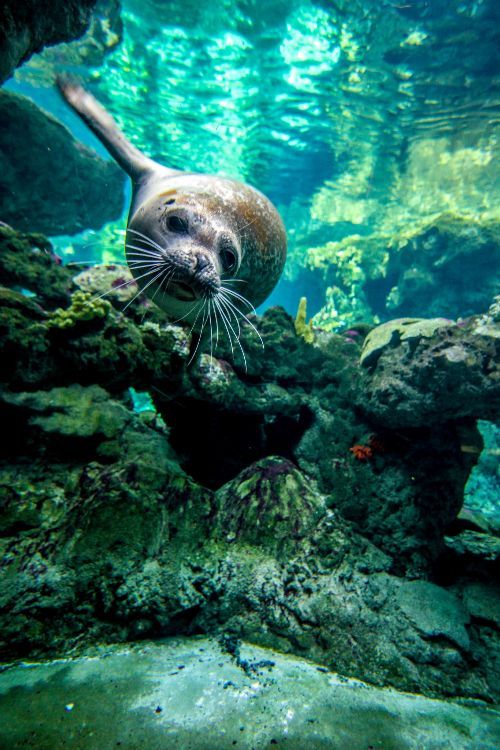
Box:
(0, 225), (72, 307)
(358, 308), (500, 428)
(0, 90), (125, 235)
(214, 457), (326, 557)
(73, 264), (138, 305)
(360, 317), (452, 368)
(2, 384), (129, 439)
(48, 290), (111, 330)
(0, 225), (499, 703)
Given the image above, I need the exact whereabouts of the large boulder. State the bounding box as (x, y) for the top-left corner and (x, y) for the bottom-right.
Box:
(358, 303), (500, 428)
(0, 90), (125, 235)
(0, 0), (97, 83)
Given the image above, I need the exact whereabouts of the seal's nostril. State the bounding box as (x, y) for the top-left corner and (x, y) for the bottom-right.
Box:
(197, 254), (211, 272)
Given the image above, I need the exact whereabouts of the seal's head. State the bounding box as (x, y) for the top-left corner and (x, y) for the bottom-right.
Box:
(56, 78), (287, 361)
(125, 174), (287, 337)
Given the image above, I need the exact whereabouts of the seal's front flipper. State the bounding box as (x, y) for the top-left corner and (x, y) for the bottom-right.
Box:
(57, 76), (164, 182)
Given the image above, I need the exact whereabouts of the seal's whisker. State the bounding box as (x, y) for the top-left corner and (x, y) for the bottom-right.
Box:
(87, 263), (165, 304)
(140, 267), (174, 323)
(160, 268), (177, 299)
(187, 302), (209, 366)
(218, 291), (264, 348)
(122, 267), (169, 312)
(207, 297), (214, 363)
(212, 297), (220, 351)
(125, 244), (164, 259)
(169, 296), (204, 325)
(187, 299), (206, 338)
(127, 228), (165, 253)
(215, 296), (247, 370)
(218, 294), (241, 339)
(220, 285), (257, 314)
(127, 260), (165, 271)
(149, 267), (172, 307)
(126, 253), (164, 264)
(66, 260), (128, 267)
(214, 297), (235, 356)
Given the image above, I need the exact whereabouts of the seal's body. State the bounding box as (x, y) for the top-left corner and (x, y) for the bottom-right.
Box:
(58, 80), (287, 343)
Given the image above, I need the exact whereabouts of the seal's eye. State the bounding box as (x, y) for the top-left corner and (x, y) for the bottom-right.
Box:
(167, 215), (188, 233)
(220, 246), (237, 273)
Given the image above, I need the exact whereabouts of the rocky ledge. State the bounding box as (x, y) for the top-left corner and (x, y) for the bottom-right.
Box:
(0, 227), (498, 705)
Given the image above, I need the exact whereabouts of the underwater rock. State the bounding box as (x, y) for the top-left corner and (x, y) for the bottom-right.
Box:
(0, 377), (498, 701)
(444, 530), (500, 563)
(213, 457), (326, 557)
(359, 317), (452, 369)
(396, 580), (470, 651)
(0, 237), (487, 573)
(14, 0), (123, 86)
(359, 307), (500, 428)
(0, 225), (72, 306)
(1, 384), (130, 440)
(73, 263), (139, 305)
(0, 235), (498, 702)
(307, 214), (500, 333)
(2, 638), (499, 750)
(0, 90), (125, 235)
(460, 582), (500, 628)
(0, 0), (97, 83)
(383, 215), (500, 321)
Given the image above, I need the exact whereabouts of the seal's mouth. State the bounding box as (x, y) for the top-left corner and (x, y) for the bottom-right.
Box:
(170, 281), (197, 301)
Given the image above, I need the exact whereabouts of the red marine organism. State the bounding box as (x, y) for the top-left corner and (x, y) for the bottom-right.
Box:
(349, 444), (373, 461)
(349, 434), (387, 461)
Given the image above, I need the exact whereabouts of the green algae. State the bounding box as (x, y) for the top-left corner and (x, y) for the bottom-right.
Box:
(47, 290), (111, 329)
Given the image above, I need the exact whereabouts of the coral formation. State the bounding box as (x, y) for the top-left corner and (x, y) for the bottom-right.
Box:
(48, 290), (110, 329)
(294, 296), (315, 344)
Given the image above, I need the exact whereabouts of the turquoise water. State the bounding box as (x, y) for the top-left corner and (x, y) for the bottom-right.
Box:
(9, 0), (499, 322)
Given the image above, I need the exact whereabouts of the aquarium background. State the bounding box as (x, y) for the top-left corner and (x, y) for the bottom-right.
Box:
(7, 0), (500, 325)
(0, 2), (499, 740)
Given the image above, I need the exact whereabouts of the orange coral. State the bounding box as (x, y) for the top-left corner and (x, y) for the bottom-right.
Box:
(349, 444), (373, 461)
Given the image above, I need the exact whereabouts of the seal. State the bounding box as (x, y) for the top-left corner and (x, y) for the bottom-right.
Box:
(57, 79), (287, 361)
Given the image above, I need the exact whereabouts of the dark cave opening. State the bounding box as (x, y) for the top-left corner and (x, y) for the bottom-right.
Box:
(157, 398), (314, 490)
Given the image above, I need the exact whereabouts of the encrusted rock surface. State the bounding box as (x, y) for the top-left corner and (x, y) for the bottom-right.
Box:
(0, 92), (125, 235)
(0, 228), (498, 704)
(358, 301), (500, 428)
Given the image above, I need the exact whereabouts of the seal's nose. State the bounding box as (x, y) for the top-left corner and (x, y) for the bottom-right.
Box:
(196, 254), (211, 272)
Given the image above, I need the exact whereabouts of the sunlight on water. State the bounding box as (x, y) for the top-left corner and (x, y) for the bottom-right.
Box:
(11, 0), (499, 326)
